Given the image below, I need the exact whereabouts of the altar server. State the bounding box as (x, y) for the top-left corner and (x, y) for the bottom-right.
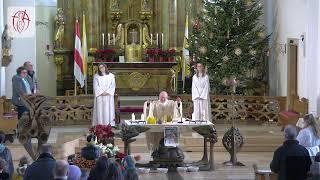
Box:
(192, 63), (211, 121)
(93, 63), (116, 126)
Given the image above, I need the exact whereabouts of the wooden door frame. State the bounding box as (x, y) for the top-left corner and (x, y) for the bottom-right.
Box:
(287, 38), (299, 110)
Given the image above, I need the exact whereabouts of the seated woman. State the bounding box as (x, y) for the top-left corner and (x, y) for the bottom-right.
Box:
(296, 114), (320, 156)
(88, 156), (110, 180)
(81, 135), (101, 160)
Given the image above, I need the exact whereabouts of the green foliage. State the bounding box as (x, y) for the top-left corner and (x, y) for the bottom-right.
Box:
(188, 0), (269, 95)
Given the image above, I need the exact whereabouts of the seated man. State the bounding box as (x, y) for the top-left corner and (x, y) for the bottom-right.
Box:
(148, 91), (182, 123)
(270, 125), (311, 180)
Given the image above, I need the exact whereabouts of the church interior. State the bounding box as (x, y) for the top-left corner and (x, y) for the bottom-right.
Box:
(0, 0), (320, 180)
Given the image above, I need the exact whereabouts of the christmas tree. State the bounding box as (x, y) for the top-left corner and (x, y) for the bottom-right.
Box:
(188, 0), (269, 95)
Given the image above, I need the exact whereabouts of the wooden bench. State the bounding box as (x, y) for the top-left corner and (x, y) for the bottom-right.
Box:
(253, 164), (277, 180)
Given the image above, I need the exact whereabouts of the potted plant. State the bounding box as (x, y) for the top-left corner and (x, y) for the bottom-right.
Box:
(89, 124), (114, 145)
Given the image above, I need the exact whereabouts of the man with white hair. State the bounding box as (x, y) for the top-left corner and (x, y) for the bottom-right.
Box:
(54, 160), (69, 180)
(149, 91), (182, 123)
(270, 125), (311, 180)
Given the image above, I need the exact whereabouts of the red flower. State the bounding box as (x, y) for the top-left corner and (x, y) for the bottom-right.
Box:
(89, 125), (114, 142)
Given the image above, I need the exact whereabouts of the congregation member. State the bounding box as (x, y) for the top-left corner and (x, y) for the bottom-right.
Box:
(23, 61), (39, 94)
(67, 164), (81, 180)
(191, 63), (211, 121)
(54, 160), (69, 180)
(296, 114), (320, 156)
(12, 66), (32, 119)
(88, 156), (110, 180)
(13, 156), (29, 180)
(107, 162), (123, 180)
(0, 132), (13, 179)
(92, 63), (116, 126)
(0, 157), (9, 180)
(122, 155), (138, 180)
(23, 144), (56, 180)
(270, 125), (311, 180)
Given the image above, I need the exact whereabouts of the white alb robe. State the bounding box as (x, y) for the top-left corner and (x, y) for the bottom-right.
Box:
(192, 74), (210, 121)
(297, 126), (320, 157)
(92, 73), (116, 126)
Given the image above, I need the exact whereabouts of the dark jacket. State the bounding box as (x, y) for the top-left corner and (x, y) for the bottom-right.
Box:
(12, 75), (30, 106)
(23, 153), (56, 180)
(0, 172), (9, 180)
(0, 144), (14, 179)
(270, 140), (312, 180)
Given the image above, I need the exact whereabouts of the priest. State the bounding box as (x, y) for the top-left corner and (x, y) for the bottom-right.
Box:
(148, 91), (182, 123)
(146, 91), (182, 150)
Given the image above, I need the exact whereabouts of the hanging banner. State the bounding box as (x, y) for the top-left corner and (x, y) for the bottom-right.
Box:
(7, 7), (35, 38)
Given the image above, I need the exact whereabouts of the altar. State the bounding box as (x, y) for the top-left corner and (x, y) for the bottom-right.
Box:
(53, 0), (190, 96)
(120, 119), (217, 171)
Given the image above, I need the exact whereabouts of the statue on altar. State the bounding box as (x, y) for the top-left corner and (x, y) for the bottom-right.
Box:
(110, 0), (120, 10)
(142, 0), (150, 10)
(115, 23), (125, 49)
(54, 8), (65, 49)
(1, 24), (13, 66)
(142, 24), (151, 49)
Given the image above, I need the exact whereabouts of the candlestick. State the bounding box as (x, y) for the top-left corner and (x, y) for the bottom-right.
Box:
(107, 33), (110, 45)
(112, 33), (116, 45)
(102, 33), (105, 47)
(161, 33), (164, 47)
(151, 34), (153, 45)
(156, 33), (159, 46)
(132, 113), (135, 121)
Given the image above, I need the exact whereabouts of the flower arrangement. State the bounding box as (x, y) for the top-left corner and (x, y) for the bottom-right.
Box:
(89, 125), (114, 144)
(96, 143), (120, 158)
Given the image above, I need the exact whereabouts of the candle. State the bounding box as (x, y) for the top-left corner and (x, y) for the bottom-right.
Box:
(102, 33), (105, 47)
(151, 34), (153, 45)
(107, 33), (110, 45)
(112, 33), (116, 45)
(237, 18), (240, 26)
(156, 33), (159, 46)
(132, 113), (135, 121)
(161, 33), (164, 47)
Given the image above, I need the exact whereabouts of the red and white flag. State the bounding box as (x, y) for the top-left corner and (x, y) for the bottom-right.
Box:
(74, 19), (84, 87)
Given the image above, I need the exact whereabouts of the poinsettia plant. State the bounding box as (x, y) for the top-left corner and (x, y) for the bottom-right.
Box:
(89, 125), (114, 144)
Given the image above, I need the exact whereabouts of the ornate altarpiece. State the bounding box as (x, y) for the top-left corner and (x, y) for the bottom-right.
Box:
(53, 0), (200, 95)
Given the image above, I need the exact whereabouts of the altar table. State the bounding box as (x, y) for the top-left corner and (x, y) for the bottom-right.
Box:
(120, 119), (218, 171)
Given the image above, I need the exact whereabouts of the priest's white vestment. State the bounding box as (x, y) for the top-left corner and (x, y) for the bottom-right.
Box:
(192, 74), (211, 121)
(92, 73), (116, 126)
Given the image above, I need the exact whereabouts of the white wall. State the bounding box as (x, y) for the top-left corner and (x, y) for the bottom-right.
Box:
(3, 0), (36, 98)
(0, 0), (5, 96)
(35, 2), (57, 96)
(267, 0), (320, 114)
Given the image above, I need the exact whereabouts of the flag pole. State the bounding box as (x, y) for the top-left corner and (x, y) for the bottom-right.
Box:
(74, 78), (77, 96)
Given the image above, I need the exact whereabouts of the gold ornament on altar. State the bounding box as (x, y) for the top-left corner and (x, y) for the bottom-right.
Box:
(125, 72), (150, 91)
(54, 8), (65, 49)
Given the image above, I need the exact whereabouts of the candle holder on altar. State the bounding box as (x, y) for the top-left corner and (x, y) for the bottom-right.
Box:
(222, 76), (245, 166)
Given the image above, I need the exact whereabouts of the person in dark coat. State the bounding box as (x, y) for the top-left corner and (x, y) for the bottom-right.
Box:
(0, 157), (9, 180)
(270, 125), (312, 180)
(88, 156), (110, 180)
(0, 132), (13, 179)
(23, 144), (56, 180)
(12, 66), (32, 119)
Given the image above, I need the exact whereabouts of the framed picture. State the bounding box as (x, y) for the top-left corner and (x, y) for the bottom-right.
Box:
(164, 126), (179, 147)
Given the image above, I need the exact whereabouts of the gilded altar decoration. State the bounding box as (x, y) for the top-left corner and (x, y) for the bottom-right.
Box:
(110, 0), (120, 10)
(1, 25), (13, 66)
(126, 72), (150, 91)
(54, 8), (65, 49)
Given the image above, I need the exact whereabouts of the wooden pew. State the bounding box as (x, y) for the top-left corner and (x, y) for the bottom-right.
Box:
(253, 164), (277, 180)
